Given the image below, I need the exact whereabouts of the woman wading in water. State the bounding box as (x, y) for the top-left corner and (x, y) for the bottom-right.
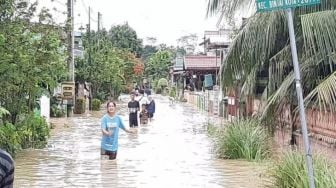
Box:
(101, 101), (136, 160)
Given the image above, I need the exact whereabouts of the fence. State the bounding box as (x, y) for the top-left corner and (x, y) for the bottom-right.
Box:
(184, 92), (336, 158)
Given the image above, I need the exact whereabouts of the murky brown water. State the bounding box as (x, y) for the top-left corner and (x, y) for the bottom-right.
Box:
(14, 95), (267, 188)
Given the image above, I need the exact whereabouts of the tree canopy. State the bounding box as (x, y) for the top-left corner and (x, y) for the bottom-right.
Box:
(0, 0), (67, 123)
(108, 23), (143, 57)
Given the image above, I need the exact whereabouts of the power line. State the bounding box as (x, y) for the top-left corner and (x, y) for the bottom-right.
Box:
(78, 0), (98, 22)
(51, 0), (67, 7)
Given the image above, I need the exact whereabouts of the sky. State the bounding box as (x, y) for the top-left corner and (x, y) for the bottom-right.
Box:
(38, 0), (220, 47)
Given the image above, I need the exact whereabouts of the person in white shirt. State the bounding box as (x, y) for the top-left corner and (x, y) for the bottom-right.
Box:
(136, 93), (149, 107)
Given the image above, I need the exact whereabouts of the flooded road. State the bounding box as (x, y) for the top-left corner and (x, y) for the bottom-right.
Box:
(14, 95), (266, 188)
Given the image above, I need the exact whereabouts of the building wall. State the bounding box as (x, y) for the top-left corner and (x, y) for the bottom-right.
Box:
(250, 98), (336, 157)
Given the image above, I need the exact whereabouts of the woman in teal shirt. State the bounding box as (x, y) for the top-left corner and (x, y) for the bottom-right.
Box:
(101, 101), (136, 160)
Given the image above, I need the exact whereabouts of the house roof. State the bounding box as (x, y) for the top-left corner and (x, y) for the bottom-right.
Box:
(184, 55), (220, 70)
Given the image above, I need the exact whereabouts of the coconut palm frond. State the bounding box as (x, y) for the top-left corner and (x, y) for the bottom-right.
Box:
(268, 45), (292, 93)
(297, 0), (336, 15)
(301, 10), (336, 64)
(304, 71), (336, 112)
(206, 0), (254, 17)
(262, 71), (295, 118)
(222, 11), (287, 88)
(304, 54), (336, 111)
(268, 59), (290, 93)
(206, 0), (223, 17)
(262, 56), (317, 118)
(240, 64), (258, 99)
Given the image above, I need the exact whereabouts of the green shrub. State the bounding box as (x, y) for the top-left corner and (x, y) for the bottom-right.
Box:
(16, 114), (50, 149)
(215, 119), (271, 161)
(162, 87), (169, 96)
(153, 79), (159, 89)
(269, 151), (336, 188)
(74, 97), (86, 114)
(0, 123), (21, 156)
(206, 122), (217, 136)
(157, 78), (168, 88)
(50, 104), (65, 117)
(169, 87), (177, 98)
(96, 91), (108, 101)
(92, 98), (101, 111)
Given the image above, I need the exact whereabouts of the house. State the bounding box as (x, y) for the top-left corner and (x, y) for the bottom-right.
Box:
(200, 29), (231, 57)
(183, 55), (220, 91)
(170, 55), (221, 91)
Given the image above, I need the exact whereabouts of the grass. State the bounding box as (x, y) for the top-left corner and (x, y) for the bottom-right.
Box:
(214, 118), (271, 161)
(268, 151), (336, 188)
(207, 119), (336, 187)
(206, 122), (217, 136)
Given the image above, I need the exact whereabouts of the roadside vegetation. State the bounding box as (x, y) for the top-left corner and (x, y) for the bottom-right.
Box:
(207, 118), (336, 187)
(268, 151), (336, 188)
(209, 119), (271, 161)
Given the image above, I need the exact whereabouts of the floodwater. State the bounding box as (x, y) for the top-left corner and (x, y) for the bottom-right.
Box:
(14, 95), (267, 188)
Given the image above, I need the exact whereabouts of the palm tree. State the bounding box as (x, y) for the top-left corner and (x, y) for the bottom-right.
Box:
(207, 0), (336, 139)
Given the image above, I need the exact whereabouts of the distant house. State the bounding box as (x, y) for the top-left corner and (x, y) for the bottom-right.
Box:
(184, 55), (220, 91)
(200, 29), (231, 56)
(170, 55), (220, 91)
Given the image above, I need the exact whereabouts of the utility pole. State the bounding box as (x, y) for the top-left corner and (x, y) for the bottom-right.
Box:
(66, 0), (75, 117)
(88, 6), (92, 110)
(98, 12), (101, 32)
(67, 0), (74, 82)
(88, 6), (91, 62)
(97, 12), (101, 47)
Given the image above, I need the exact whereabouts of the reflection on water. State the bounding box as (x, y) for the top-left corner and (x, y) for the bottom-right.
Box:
(14, 95), (266, 188)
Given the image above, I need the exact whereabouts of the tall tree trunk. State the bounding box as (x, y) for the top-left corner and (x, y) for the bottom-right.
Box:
(28, 91), (34, 113)
(11, 113), (17, 125)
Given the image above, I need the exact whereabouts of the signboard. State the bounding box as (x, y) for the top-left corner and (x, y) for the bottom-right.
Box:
(256, 0), (320, 12)
(61, 82), (75, 100)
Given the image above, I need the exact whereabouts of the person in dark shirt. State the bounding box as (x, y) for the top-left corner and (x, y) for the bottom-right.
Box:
(128, 92), (140, 128)
(147, 95), (155, 122)
(0, 149), (14, 188)
(144, 87), (151, 96)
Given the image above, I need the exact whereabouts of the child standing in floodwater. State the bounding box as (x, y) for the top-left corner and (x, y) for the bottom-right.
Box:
(139, 104), (149, 125)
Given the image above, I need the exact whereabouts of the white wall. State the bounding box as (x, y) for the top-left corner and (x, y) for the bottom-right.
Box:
(40, 95), (50, 123)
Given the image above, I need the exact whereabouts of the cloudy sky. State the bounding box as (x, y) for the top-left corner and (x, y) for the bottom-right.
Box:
(38, 0), (220, 46)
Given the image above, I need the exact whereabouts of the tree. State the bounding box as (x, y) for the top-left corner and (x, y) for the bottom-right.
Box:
(177, 34), (198, 55)
(207, 0), (336, 133)
(108, 23), (143, 57)
(0, 0), (67, 123)
(141, 45), (158, 62)
(78, 29), (144, 99)
(145, 50), (172, 80)
(146, 37), (157, 46)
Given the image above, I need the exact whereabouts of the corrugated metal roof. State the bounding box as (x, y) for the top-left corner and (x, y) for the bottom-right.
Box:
(184, 55), (220, 70)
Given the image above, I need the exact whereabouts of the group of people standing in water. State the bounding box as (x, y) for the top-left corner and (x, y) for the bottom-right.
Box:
(100, 91), (156, 160)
